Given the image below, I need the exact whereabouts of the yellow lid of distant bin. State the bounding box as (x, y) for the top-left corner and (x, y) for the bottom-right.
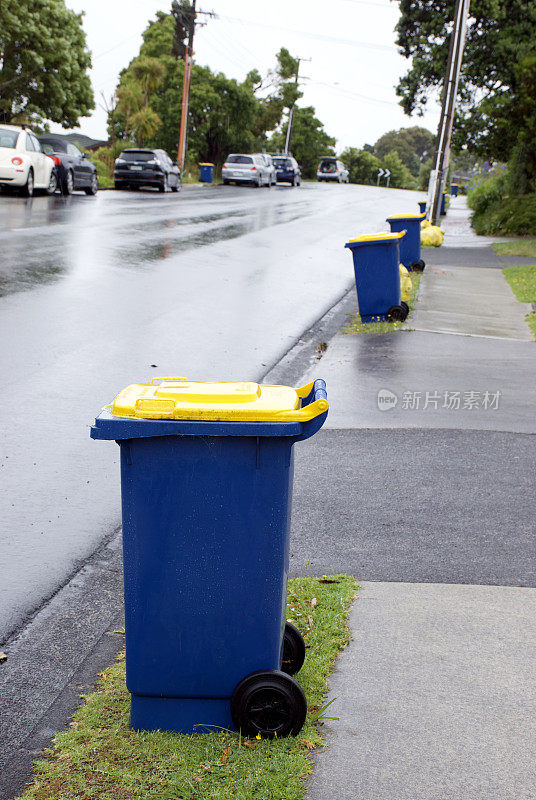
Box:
(348, 231), (406, 243)
(111, 378), (328, 422)
(199, 162), (214, 166)
(387, 212), (426, 220)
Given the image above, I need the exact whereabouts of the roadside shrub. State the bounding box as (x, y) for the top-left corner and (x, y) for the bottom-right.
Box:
(467, 170), (508, 214)
(472, 193), (536, 235)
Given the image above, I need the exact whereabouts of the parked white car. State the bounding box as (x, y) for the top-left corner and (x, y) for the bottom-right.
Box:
(222, 154), (272, 187)
(260, 153), (277, 186)
(0, 124), (57, 196)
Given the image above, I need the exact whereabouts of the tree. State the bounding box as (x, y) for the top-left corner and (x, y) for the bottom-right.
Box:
(245, 48), (304, 141)
(112, 9), (267, 161)
(116, 56), (166, 145)
(382, 151), (416, 189)
(507, 53), (536, 194)
(373, 126), (435, 176)
(0, 0), (94, 126)
(394, 0), (536, 163)
(269, 106), (335, 178)
(340, 148), (382, 185)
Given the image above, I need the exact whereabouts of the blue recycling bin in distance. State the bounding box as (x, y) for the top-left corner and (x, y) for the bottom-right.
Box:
(199, 162), (214, 183)
(386, 213), (426, 272)
(440, 192), (447, 215)
(418, 201), (427, 214)
(345, 232), (408, 323)
(90, 377), (328, 738)
(451, 184), (459, 197)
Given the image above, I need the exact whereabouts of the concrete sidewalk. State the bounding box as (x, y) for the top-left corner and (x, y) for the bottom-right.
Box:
(411, 264), (533, 339)
(302, 206), (536, 799)
(412, 196), (532, 339)
(308, 582), (536, 800)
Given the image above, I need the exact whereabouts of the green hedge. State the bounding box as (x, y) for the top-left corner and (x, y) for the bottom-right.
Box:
(472, 193), (536, 235)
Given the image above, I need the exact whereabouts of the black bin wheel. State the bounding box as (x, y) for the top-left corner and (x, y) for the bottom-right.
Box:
(387, 304), (408, 322)
(411, 259), (426, 272)
(281, 622), (306, 675)
(400, 301), (409, 316)
(231, 669), (307, 738)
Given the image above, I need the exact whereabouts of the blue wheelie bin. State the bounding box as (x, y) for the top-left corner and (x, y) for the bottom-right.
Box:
(199, 162), (214, 183)
(418, 201), (427, 214)
(345, 232), (408, 323)
(440, 192), (447, 215)
(91, 377), (328, 738)
(450, 183), (459, 197)
(386, 212), (426, 272)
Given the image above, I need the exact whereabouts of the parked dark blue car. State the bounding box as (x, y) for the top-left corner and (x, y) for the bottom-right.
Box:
(38, 136), (98, 195)
(272, 155), (301, 186)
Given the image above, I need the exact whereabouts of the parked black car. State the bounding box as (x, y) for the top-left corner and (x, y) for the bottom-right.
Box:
(114, 149), (181, 192)
(38, 137), (98, 195)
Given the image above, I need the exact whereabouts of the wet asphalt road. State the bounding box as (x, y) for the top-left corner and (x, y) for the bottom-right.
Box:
(0, 181), (423, 643)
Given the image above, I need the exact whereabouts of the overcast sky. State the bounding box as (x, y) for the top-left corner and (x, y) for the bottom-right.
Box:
(54, 0), (441, 151)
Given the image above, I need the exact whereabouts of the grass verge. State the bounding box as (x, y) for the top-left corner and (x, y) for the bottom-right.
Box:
(503, 265), (536, 340)
(16, 575), (358, 800)
(343, 272), (421, 335)
(493, 240), (536, 258)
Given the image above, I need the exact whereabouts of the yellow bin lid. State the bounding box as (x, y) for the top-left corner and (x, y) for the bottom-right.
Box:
(111, 378), (328, 422)
(387, 212), (426, 220)
(348, 231), (405, 243)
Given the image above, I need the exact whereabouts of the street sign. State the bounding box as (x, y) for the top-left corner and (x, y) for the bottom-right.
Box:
(377, 168), (390, 187)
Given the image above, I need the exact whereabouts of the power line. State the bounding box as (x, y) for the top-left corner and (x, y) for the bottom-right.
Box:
(200, 26), (255, 72)
(338, 0), (398, 9)
(307, 79), (398, 108)
(93, 33), (142, 61)
(218, 14), (397, 53)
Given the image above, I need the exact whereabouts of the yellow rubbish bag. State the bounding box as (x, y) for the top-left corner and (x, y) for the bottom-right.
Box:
(421, 225), (444, 247)
(399, 263), (413, 302)
(421, 219), (431, 229)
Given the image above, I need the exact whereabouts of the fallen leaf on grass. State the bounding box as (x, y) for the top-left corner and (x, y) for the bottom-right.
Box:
(310, 598), (317, 608)
(242, 740), (258, 750)
(215, 747), (232, 766)
(299, 739), (316, 750)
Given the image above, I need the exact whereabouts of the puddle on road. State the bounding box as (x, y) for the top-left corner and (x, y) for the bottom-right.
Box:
(116, 206), (308, 270)
(0, 238), (69, 297)
(0, 193), (312, 294)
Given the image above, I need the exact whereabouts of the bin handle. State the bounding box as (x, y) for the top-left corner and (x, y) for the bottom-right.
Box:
(292, 378), (329, 421)
(150, 376), (188, 385)
(289, 378), (329, 440)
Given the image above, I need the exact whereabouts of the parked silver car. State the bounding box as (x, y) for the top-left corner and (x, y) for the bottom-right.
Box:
(222, 154), (271, 187)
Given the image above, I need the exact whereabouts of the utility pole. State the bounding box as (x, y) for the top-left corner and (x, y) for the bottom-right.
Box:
(428, 0), (470, 224)
(284, 56), (311, 155)
(176, 2), (215, 171)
